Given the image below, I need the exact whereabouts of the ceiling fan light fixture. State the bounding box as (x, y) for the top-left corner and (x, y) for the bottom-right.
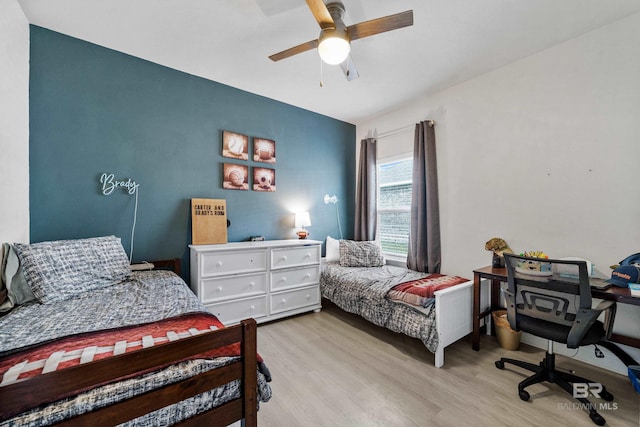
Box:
(318, 28), (350, 65)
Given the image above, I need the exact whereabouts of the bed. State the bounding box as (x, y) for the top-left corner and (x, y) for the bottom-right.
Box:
(0, 236), (271, 426)
(320, 238), (473, 368)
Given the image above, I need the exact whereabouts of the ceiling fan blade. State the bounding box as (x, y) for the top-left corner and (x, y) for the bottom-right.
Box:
(340, 54), (359, 81)
(305, 0), (335, 29)
(347, 10), (413, 41)
(269, 39), (319, 62)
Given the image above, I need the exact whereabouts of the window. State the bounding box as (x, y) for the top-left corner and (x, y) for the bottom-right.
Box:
(377, 157), (412, 257)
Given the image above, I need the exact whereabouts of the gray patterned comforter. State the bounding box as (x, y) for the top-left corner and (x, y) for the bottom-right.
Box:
(320, 263), (440, 352)
(0, 270), (272, 426)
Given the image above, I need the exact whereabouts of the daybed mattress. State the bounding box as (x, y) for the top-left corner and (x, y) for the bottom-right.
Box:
(0, 270), (272, 426)
(320, 263), (441, 352)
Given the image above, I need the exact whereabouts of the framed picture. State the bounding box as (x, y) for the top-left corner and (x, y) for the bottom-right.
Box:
(223, 163), (249, 190)
(222, 131), (248, 160)
(253, 138), (276, 164)
(253, 167), (276, 192)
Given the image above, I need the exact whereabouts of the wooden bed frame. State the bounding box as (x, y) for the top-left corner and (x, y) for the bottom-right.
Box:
(0, 259), (260, 427)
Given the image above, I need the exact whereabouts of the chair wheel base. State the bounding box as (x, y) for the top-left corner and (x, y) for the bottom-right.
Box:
(589, 412), (605, 426)
(495, 361), (504, 369)
(518, 389), (530, 401)
(600, 389), (614, 402)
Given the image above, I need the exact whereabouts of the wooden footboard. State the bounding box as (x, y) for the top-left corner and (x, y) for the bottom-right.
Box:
(0, 319), (258, 426)
(433, 280), (473, 368)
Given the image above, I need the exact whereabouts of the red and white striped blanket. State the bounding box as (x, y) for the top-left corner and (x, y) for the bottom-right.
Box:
(0, 312), (246, 387)
(387, 274), (469, 307)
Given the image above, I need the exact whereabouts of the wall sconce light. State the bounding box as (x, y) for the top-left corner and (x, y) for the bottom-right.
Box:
(295, 211), (311, 239)
(324, 194), (339, 204)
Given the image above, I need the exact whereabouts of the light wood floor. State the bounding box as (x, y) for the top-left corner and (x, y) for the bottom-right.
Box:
(256, 301), (639, 427)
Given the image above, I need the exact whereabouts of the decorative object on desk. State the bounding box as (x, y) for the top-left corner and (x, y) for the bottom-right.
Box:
(295, 211), (311, 239)
(606, 264), (640, 288)
(484, 237), (513, 268)
(253, 167), (276, 192)
(492, 310), (521, 350)
(515, 252), (552, 276)
(191, 198), (228, 245)
(253, 138), (276, 163)
(609, 252), (640, 270)
(629, 366), (640, 393)
(222, 163), (249, 190)
(557, 257), (594, 277)
(222, 131), (248, 160)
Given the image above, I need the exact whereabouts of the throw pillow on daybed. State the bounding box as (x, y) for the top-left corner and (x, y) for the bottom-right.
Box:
(325, 236), (340, 263)
(0, 243), (36, 313)
(339, 239), (385, 267)
(14, 236), (131, 304)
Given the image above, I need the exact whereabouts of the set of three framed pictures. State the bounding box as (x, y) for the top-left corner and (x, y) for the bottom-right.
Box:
(221, 131), (276, 192)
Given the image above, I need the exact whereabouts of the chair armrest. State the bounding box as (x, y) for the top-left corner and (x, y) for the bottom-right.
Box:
(567, 300), (617, 348)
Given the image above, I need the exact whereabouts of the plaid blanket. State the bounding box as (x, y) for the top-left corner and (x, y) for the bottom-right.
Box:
(0, 312), (264, 387)
(387, 274), (470, 308)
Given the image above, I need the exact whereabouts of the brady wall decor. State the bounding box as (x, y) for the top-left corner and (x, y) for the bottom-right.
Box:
(29, 26), (355, 281)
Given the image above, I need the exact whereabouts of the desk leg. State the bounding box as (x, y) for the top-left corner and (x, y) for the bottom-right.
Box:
(472, 272), (481, 351)
(490, 279), (501, 336)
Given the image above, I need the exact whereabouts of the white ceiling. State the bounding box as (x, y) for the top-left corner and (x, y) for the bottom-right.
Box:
(17, 0), (640, 124)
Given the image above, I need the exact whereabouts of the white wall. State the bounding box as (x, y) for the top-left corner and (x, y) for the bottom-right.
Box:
(357, 13), (640, 374)
(0, 0), (30, 244)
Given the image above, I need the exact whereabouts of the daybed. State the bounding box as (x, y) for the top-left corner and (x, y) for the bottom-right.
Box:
(320, 238), (473, 368)
(0, 236), (271, 426)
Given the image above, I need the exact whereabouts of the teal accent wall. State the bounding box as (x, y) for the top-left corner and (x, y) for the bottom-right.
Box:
(29, 26), (355, 281)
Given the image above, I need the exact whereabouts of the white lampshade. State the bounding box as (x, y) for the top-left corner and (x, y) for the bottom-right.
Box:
(318, 29), (350, 65)
(295, 211), (311, 228)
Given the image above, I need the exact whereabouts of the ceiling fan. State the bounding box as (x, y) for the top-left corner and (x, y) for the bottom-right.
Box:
(269, 0), (413, 81)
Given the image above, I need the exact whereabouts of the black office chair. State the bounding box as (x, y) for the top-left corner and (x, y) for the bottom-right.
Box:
(495, 254), (617, 426)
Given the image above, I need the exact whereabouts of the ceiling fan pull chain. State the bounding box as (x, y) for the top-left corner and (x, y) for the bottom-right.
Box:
(319, 56), (324, 87)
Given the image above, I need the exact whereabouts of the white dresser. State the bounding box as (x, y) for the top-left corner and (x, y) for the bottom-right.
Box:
(189, 240), (322, 325)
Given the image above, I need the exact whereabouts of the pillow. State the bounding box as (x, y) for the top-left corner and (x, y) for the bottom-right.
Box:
(14, 236), (131, 304)
(339, 240), (385, 267)
(325, 236), (340, 262)
(1, 243), (36, 313)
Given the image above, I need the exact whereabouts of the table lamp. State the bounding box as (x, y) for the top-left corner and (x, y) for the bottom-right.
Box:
(295, 211), (311, 239)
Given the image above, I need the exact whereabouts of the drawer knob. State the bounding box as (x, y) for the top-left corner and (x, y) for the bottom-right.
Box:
(216, 261), (223, 268)
(216, 286), (223, 293)
(306, 294), (311, 300)
(249, 305), (255, 312)
(281, 299), (286, 304)
(304, 273), (311, 279)
(305, 253), (311, 258)
(281, 256), (288, 261)
(249, 282), (255, 288)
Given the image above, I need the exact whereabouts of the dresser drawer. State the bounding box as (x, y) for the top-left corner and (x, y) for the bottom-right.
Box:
(270, 245), (320, 270)
(200, 272), (267, 303)
(199, 249), (267, 277)
(270, 265), (320, 291)
(206, 295), (268, 325)
(270, 286), (320, 315)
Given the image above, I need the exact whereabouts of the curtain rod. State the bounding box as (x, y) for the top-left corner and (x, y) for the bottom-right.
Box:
(368, 120), (435, 140)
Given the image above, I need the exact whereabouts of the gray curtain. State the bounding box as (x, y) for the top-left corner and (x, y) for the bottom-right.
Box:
(407, 121), (441, 273)
(354, 138), (377, 241)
